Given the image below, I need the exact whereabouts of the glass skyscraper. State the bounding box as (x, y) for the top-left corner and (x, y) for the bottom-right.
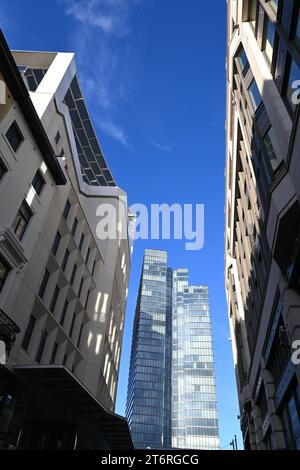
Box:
(126, 250), (220, 450)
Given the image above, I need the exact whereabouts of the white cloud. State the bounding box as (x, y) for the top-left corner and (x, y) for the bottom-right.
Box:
(98, 119), (129, 147)
(150, 141), (172, 152)
(63, 0), (140, 147)
(65, 0), (138, 36)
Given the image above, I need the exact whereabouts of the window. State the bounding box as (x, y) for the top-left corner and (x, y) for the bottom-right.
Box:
(51, 231), (61, 256)
(285, 57), (300, 113)
(70, 264), (77, 285)
(55, 131), (61, 144)
(295, 9), (300, 50)
(36, 330), (48, 363)
(263, 127), (283, 173)
(237, 48), (249, 75)
(60, 300), (68, 326)
(63, 200), (71, 220)
(280, 384), (300, 449)
(21, 315), (36, 351)
(38, 269), (50, 299)
(86, 247), (91, 264)
(263, 17), (276, 64)
(31, 170), (45, 196)
(62, 248), (70, 271)
(77, 324), (83, 348)
(248, 79), (262, 111)
(11, 200), (33, 240)
(79, 234), (84, 250)
(72, 218), (78, 236)
(59, 148), (65, 158)
(5, 121), (24, 152)
(249, 0), (257, 30)
(78, 278), (84, 298)
(268, 0), (278, 13)
(51, 342), (58, 364)
(0, 255), (10, 294)
(69, 313), (76, 337)
(50, 285), (60, 313)
(0, 158), (7, 181)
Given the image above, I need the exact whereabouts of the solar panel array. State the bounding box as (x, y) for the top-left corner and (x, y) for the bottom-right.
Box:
(64, 76), (116, 187)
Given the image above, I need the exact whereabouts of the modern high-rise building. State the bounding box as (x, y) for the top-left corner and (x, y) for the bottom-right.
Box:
(126, 249), (220, 450)
(0, 30), (134, 449)
(225, 0), (300, 450)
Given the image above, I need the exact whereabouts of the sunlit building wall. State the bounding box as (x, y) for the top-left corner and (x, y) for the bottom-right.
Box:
(0, 32), (133, 449)
(225, 0), (300, 450)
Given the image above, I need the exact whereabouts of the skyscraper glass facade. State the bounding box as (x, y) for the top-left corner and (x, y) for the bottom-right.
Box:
(126, 250), (220, 450)
(126, 250), (172, 449)
(172, 270), (219, 449)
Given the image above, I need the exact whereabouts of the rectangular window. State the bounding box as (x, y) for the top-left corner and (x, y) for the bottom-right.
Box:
(0, 158), (7, 181)
(31, 170), (45, 196)
(237, 48), (249, 75)
(63, 354), (68, 366)
(21, 315), (36, 351)
(69, 313), (76, 337)
(296, 9), (300, 50)
(77, 324), (83, 348)
(79, 234), (84, 250)
(263, 17), (276, 64)
(55, 131), (61, 144)
(50, 285), (60, 313)
(62, 248), (70, 271)
(285, 57), (300, 114)
(281, 384), (300, 449)
(38, 269), (50, 299)
(60, 300), (68, 326)
(63, 200), (71, 220)
(86, 247), (91, 264)
(249, 0), (257, 30)
(72, 218), (78, 236)
(36, 330), (48, 363)
(268, 0), (278, 13)
(51, 342), (58, 364)
(263, 126), (283, 172)
(51, 231), (61, 256)
(248, 78), (262, 111)
(0, 255), (10, 294)
(78, 278), (84, 298)
(12, 200), (33, 240)
(70, 264), (77, 285)
(6, 121), (24, 152)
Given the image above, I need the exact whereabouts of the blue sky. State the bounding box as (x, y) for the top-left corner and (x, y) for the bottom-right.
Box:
(1, 0), (242, 449)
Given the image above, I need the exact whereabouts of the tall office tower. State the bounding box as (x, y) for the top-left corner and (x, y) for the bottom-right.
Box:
(126, 250), (219, 450)
(126, 250), (172, 449)
(172, 270), (219, 450)
(225, 0), (300, 450)
(0, 30), (134, 449)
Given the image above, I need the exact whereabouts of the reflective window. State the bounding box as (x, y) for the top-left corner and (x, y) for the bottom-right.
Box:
(249, 0), (257, 30)
(263, 127), (283, 172)
(0, 255), (10, 294)
(285, 57), (300, 113)
(31, 170), (45, 196)
(6, 121), (24, 152)
(21, 315), (36, 351)
(296, 10), (300, 50)
(237, 48), (249, 74)
(263, 17), (276, 64)
(0, 158), (7, 181)
(248, 79), (262, 111)
(11, 200), (33, 240)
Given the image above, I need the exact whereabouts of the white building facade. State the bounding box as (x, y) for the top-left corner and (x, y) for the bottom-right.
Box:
(0, 31), (134, 449)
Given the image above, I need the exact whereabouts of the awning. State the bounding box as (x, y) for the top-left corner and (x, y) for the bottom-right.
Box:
(13, 365), (133, 450)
